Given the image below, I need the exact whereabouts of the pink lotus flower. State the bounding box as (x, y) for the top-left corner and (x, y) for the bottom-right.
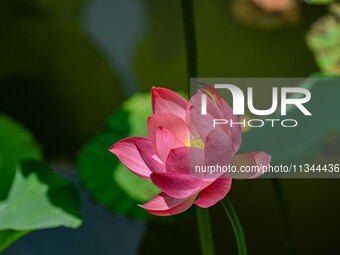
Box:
(110, 87), (271, 216)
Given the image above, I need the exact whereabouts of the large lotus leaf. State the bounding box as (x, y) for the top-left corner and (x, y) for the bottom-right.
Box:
(307, 3), (340, 76)
(134, 0), (319, 92)
(0, 160), (82, 252)
(78, 93), (192, 220)
(0, 115), (41, 201)
(240, 76), (340, 165)
(78, 94), (157, 220)
(0, 0), (125, 158)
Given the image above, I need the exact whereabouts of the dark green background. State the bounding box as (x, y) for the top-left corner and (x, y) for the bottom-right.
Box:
(1, 0), (339, 254)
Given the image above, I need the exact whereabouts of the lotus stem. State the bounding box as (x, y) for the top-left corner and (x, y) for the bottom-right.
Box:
(222, 197), (248, 255)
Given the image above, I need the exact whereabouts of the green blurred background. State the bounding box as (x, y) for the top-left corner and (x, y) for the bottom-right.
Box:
(1, 0), (339, 254)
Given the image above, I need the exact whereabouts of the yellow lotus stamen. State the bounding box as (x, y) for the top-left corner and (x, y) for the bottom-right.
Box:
(185, 137), (205, 149)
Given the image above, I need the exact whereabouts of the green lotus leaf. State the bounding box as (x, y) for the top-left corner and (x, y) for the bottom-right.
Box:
(307, 3), (340, 76)
(0, 115), (41, 201)
(78, 93), (191, 220)
(0, 160), (82, 252)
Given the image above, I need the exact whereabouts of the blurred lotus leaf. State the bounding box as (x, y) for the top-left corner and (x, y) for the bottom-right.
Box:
(0, 0), (125, 158)
(111, 94), (160, 203)
(241, 76), (340, 165)
(78, 93), (193, 220)
(78, 94), (159, 220)
(307, 3), (340, 76)
(0, 160), (82, 252)
(0, 115), (41, 201)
